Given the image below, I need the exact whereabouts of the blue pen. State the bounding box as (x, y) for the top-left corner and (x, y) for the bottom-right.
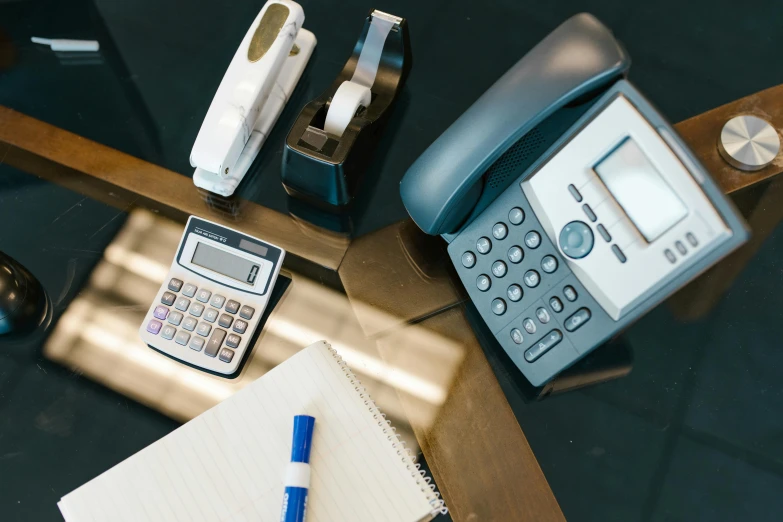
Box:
(280, 415), (315, 522)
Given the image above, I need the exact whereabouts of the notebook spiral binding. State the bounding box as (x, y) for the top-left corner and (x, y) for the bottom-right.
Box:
(326, 344), (449, 517)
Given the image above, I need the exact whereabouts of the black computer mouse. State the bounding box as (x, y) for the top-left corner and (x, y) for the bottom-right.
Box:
(0, 251), (49, 338)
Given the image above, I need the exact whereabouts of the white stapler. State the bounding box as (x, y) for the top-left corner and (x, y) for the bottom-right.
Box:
(191, 0), (315, 197)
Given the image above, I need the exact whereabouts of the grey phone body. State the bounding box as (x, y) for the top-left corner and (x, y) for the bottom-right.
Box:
(400, 14), (749, 386)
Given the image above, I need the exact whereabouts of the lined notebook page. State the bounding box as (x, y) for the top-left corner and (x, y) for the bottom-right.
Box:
(58, 341), (436, 522)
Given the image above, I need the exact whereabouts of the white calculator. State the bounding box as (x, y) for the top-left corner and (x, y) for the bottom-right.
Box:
(139, 216), (285, 374)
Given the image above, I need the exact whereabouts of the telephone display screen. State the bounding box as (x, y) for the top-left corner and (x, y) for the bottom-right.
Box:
(595, 138), (687, 242)
(191, 242), (260, 285)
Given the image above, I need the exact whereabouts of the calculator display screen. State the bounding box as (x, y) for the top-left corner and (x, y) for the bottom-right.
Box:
(191, 242), (260, 284)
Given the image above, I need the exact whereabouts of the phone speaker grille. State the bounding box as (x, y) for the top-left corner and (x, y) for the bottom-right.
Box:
(485, 128), (547, 189)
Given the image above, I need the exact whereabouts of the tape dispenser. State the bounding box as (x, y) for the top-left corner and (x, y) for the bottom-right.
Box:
(190, 0), (316, 197)
(282, 9), (412, 207)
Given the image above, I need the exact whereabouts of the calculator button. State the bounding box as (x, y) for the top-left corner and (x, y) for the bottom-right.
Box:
(218, 314), (234, 329)
(461, 251), (476, 268)
(686, 232), (698, 247)
(182, 317), (197, 332)
(549, 297), (564, 313)
(476, 237), (492, 255)
(491, 261), (507, 278)
(535, 307), (551, 324)
(182, 283), (198, 298)
(508, 207), (525, 225)
(568, 184), (583, 202)
(541, 256), (558, 274)
(492, 223), (508, 240)
(161, 325), (176, 340)
(225, 300), (240, 314)
(196, 289), (212, 303)
(524, 231), (541, 249)
(189, 302), (205, 317)
(168, 278), (183, 292)
(160, 292), (176, 306)
(476, 274), (491, 292)
(563, 286), (578, 302)
(524, 330), (563, 362)
(219, 348), (235, 363)
(507, 284), (523, 302)
(167, 311), (183, 326)
(210, 294), (226, 309)
(523, 270), (540, 288)
(226, 334), (241, 348)
(174, 297), (191, 312)
(510, 328), (524, 345)
(507, 246), (523, 264)
(196, 322), (212, 337)
(582, 203), (597, 222)
(175, 330), (190, 346)
(204, 309), (219, 323)
(522, 318), (537, 334)
(612, 245), (627, 263)
(205, 329), (227, 357)
(189, 337), (205, 352)
(239, 305), (255, 320)
(233, 320), (248, 334)
(597, 224), (611, 242)
(491, 299), (506, 316)
(565, 308), (592, 332)
(153, 306), (169, 320)
(146, 320), (163, 335)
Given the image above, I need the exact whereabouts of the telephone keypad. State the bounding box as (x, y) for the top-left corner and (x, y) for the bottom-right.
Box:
(524, 231), (541, 249)
(507, 246), (523, 264)
(535, 307), (551, 324)
(507, 284), (523, 302)
(476, 237), (492, 254)
(491, 261), (507, 278)
(476, 275), (491, 291)
(563, 286), (578, 301)
(491, 299), (506, 315)
(510, 328), (524, 344)
(508, 207), (525, 225)
(549, 297), (563, 313)
(523, 270), (540, 288)
(540, 256), (558, 273)
(462, 252), (476, 268)
(492, 223), (508, 240)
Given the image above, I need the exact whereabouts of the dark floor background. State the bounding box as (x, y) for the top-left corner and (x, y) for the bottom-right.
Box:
(2, 0), (783, 521)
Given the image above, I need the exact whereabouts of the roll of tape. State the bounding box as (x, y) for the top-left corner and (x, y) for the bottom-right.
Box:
(323, 81), (372, 137)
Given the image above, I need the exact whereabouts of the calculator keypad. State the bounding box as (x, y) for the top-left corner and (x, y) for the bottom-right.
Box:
(145, 278), (258, 367)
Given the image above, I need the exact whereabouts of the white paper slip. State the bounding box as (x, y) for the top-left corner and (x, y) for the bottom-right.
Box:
(57, 341), (446, 522)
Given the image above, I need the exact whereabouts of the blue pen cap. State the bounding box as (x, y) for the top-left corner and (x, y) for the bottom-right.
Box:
(290, 415), (316, 463)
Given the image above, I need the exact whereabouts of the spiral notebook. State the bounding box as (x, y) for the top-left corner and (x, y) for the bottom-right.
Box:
(57, 341), (445, 522)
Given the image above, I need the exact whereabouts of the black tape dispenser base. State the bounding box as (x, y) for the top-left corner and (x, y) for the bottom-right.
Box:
(282, 9), (412, 208)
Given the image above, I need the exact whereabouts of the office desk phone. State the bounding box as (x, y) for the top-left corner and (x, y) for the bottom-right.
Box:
(400, 14), (749, 386)
(139, 217), (284, 374)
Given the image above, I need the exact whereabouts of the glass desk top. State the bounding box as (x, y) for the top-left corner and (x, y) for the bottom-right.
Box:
(3, 1), (783, 521)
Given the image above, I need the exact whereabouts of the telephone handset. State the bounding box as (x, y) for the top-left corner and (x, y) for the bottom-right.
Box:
(400, 14), (748, 386)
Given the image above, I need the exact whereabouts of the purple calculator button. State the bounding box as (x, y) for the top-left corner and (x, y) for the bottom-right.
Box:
(146, 319), (163, 335)
(153, 306), (169, 320)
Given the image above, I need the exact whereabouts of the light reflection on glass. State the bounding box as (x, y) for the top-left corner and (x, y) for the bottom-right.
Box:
(43, 209), (465, 454)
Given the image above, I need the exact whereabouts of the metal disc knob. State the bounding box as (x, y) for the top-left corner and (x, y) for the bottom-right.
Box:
(718, 115), (780, 171)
